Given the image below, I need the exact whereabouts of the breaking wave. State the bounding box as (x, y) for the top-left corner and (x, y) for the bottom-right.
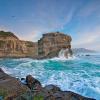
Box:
(0, 54), (100, 99)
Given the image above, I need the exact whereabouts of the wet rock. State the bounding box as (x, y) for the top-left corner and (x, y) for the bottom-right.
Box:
(86, 54), (90, 56)
(63, 91), (96, 100)
(0, 68), (30, 100)
(0, 68), (4, 73)
(43, 85), (61, 93)
(52, 91), (64, 100)
(21, 78), (27, 85)
(26, 75), (42, 91)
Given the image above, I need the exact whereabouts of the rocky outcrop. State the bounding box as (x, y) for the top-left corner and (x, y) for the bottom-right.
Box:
(0, 31), (72, 58)
(0, 69), (95, 100)
(0, 68), (30, 100)
(0, 31), (38, 58)
(38, 32), (73, 58)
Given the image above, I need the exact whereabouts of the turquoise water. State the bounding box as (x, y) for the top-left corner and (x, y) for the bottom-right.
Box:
(0, 54), (100, 99)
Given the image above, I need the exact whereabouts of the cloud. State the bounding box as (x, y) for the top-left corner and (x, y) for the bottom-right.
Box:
(0, 26), (10, 32)
(16, 0), (79, 41)
(0, 0), (100, 51)
(77, 0), (100, 18)
(72, 26), (100, 50)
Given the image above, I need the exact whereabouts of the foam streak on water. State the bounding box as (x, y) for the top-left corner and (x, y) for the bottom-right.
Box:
(0, 54), (100, 100)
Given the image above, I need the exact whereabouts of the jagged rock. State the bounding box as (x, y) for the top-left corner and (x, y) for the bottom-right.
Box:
(15, 92), (33, 100)
(43, 85), (61, 93)
(0, 68), (30, 100)
(26, 75), (42, 91)
(62, 91), (95, 100)
(38, 32), (72, 58)
(52, 91), (64, 100)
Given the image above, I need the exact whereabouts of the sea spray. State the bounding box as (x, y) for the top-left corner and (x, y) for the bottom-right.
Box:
(0, 54), (100, 100)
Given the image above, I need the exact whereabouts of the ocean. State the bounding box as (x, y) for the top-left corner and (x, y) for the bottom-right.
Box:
(0, 53), (100, 100)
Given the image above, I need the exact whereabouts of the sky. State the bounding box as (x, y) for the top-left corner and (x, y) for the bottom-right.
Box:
(0, 0), (100, 51)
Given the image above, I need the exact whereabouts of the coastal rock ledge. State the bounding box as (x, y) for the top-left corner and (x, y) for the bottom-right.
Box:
(0, 68), (95, 100)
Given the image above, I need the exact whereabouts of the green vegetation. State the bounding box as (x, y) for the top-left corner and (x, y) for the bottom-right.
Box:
(0, 89), (7, 99)
(0, 31), (13, 36)
(33, 95), (43, 100)
(0, 31), (18, 38)
(26, 42), (34, 47)
(0, 40), (5, 47)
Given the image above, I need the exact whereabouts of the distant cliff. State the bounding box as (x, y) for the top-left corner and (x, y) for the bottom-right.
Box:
(0, 31), (72, 58)
(72, 48), (96, 54)
(0, 31), (38, 58)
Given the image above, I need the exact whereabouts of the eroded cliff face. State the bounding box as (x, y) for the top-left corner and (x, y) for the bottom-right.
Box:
(38, 32), (72, 58)
(0, 31), (72, 58)
(0, 31), (38, 58)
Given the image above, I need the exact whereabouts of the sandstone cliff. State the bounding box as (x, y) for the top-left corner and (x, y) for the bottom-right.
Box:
(0, 31), (72, 58)
(0, 31), (38, 58)
(38, 32), (72, 58)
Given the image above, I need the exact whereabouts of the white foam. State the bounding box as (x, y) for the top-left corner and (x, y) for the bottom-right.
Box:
(0, 57), (100, 100)
(0, 65), (11, 74)
(50, 55), (78, 61)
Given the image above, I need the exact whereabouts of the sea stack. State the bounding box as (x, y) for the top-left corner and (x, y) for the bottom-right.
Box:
(38, 32), (73, 58)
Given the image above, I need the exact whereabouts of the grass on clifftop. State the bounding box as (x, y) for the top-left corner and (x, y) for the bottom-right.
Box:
(0, 89), (7, 99)
(0, 31), (18, 39)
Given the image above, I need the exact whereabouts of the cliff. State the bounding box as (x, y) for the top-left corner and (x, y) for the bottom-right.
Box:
(0, 31), (72, 58)
(0, 31), (38, 58)
(38, 32), (72, 58)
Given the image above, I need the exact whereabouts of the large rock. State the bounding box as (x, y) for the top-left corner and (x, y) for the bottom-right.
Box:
(62, 91), (95, 100)
(33, 85), (95, 100)
(43, 85), (61, 93)
(38, 32), (72, 58)
(26, 75), (42, 91)
(0, 68), (30, 100)
(0, 31), (38, 58)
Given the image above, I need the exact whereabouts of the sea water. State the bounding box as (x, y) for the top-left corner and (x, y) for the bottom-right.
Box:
(0, 53), (100, 100)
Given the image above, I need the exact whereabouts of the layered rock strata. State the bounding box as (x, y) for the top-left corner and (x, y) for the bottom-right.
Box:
(0, 31), (72, 58)
(38, 32), (72, 58)
(0, 31), (38, 58)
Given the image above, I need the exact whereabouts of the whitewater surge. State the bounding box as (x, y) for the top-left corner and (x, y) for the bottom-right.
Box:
(0, 54), (100, 100)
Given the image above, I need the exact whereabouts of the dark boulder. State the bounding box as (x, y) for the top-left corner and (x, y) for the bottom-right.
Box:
(62, 91), (96, 100)
(43, 85), (61, 93)
(0, 68), (30, 100)
(0, 68), (4, 73)
(26, 75), (42, 91)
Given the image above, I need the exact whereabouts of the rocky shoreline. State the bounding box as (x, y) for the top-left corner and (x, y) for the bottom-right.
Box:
(0, 68), (95, 100)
